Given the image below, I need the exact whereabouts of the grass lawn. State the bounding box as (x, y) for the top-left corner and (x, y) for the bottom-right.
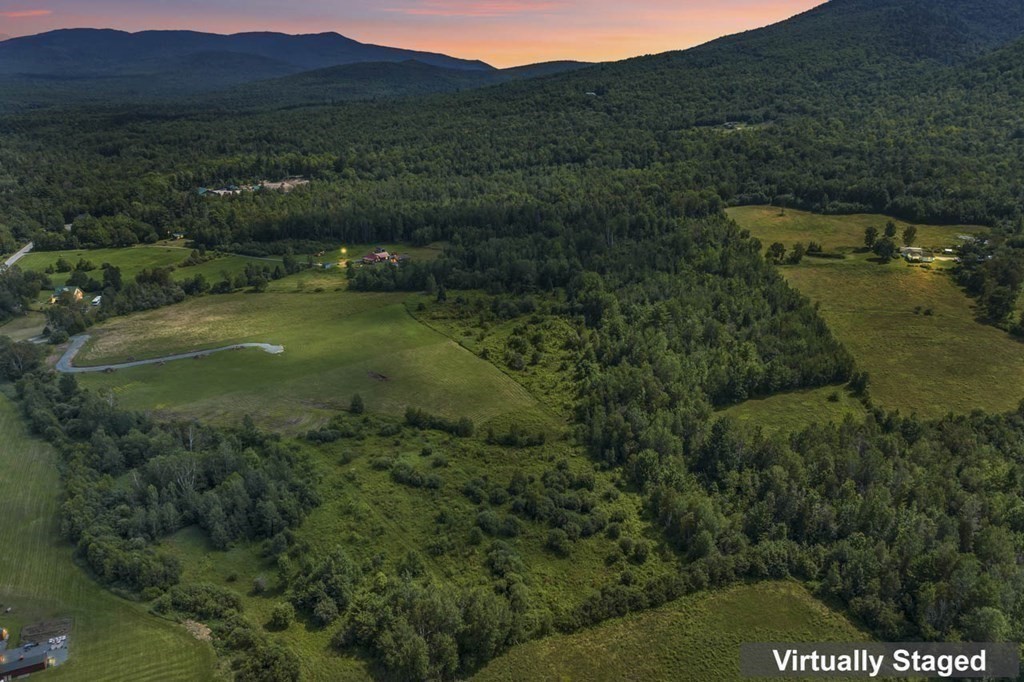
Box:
(721, 385), (867, 434)
(729, 208), (1024, 419)
(474, 581), (867, 681)
(0, 394), (217, 681)
(0, 312), (46, 341)
(74, 290), (548, 431)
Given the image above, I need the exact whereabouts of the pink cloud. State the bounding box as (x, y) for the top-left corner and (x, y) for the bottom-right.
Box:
(1, 9), (53, 18)
(385, 1), (564, 17)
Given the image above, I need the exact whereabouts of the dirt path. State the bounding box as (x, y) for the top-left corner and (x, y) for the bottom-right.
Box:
(55, 334), (284, 373)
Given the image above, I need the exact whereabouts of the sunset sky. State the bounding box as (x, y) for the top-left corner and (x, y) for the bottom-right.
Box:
(0, 0), (825, 67)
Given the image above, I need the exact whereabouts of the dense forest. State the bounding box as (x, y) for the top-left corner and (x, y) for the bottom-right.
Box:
(0, 2), (1023, 332)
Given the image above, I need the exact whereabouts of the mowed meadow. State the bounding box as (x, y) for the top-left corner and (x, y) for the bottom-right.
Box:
(728, 207), (1024, 419)
(0, 395), (217, 681)
(475, 582), (867, 681)
(74, 289), (546, 431)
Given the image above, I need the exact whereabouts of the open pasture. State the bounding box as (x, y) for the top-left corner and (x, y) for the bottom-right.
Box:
(0, 396), (216, 681)
(721, 385), (867, 434)
(729, 208), (1024, 419)
(0, 312), (46, 341)
(728, 206), (986, 254)
(474, 581), (866, 681)
(74, 290), (546, 430)
(17, 246), (282, 289)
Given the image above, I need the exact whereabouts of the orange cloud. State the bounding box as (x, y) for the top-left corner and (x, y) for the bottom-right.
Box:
(1, 10), (53, 18)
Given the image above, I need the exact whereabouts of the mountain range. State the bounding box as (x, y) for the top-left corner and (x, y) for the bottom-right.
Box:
(0, 28), (493, 77)
(0, 28), (594, 108)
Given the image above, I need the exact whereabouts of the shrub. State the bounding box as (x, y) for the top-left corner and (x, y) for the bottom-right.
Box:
(313, 597), (339, 626)
(546, 529), (571, 556)
(269, 602), (295, 629)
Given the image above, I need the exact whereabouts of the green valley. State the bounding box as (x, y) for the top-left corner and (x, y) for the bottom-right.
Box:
(4, 1), (1024, 680)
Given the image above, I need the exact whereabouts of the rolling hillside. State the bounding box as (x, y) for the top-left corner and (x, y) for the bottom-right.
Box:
(212, 59), (593, 108)
(5, 1), (1024, 679)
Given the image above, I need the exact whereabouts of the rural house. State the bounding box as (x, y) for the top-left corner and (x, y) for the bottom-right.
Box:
(362, 248), (391, 265)
(48, 287), (84, 305)
(900, 247), (935, 263)
(361, 247), (411, 266)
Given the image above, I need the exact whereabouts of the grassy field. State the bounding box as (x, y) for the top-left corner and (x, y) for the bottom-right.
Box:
(17, 245), (283, 291)
(0, 394), (217, 681)
(0, 312), (46, 341)
(721, 385), (867, 434)
(74, 290), (548, 431)
(411, 292), (581, 418)
(475, 581), (867, 681)
(729, 206), (986, 254)
(729, 207), (1024, 419)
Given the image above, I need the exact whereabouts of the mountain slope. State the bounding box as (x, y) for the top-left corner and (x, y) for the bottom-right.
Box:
(0, 28), (493, 79)
(2, 0), (1024, 222)
(0, 28), (501, 108)
(210, 59), (594, 109)
(389, 0), (1024, 134)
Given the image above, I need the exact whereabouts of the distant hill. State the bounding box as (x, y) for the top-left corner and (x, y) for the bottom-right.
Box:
(0, 29), (493, 76)
(436, 0), (1024, 132)
(0, 28), (509, 108)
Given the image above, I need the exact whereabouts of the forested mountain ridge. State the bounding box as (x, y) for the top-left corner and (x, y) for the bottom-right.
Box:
(0, 30), (593, 109)
(0, 28), (497, 106)
(0, 28), (493, 76)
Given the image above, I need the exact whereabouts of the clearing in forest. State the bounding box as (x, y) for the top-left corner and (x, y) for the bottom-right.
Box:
(729, 207), (1024, 419)
(74, 290), (545, 430)
(17, 246), (283, 291)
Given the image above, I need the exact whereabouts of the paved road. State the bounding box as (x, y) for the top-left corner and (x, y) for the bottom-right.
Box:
(2, 242), (34, 269)
(56, 334), (284, 374)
